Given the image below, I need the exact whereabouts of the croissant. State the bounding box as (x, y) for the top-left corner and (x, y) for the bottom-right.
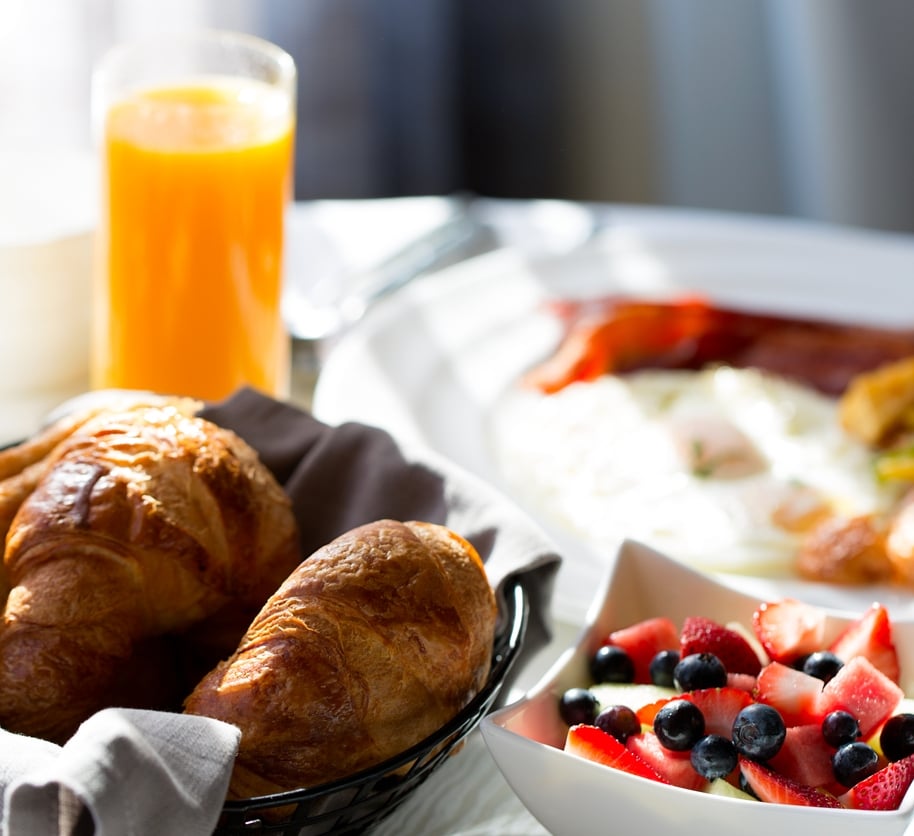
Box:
(0, 398), (300, 743)
(184, 518), (497, 798)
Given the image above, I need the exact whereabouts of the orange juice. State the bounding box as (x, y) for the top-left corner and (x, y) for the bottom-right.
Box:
(93, 77), (294, 401)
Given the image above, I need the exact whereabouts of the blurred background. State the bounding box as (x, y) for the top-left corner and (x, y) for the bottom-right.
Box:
(4, 0), (914, 233)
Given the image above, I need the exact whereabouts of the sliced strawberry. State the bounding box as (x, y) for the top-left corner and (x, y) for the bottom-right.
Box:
(754, 662), (824, 726)
(768, 724), (837, 789)
(840, 753), (914, 810)
(680, 616), (763, 676)
(565, 724), (669, 784)
(626, 731), (706, 790)
(681, 687), (753, 738)
(752, 599), (826, 665)
(739, 756), (842, 808)
(817, 655), (904, 739)
(828, 602), (900, 684)
(603, 617), (680, 684)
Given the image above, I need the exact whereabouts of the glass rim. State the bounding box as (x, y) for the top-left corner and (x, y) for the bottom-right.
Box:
(93, 28), (296, 88)
(90, 29), (296, 142)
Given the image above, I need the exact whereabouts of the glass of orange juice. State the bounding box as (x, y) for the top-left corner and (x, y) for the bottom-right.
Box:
(91, 30), (296, 402)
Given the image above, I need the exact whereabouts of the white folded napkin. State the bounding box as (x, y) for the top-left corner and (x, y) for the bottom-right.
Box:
(1, 709), (240, 836)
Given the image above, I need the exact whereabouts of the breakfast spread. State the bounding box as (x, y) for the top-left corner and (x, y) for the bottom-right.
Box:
(491, 295), (914, 584)
(558, 598), (914, 810)
(0, 397), (497, 802)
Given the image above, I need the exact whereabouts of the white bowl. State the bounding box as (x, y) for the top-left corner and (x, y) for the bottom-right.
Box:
(481, 540), (914, 836)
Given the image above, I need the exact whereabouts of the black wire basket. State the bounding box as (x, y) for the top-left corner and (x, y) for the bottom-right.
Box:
(212, 578), (530, 835)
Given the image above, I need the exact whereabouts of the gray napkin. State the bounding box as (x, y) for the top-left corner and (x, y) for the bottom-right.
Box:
(1, 710), (240, 836)
(0, 387), (561, 836)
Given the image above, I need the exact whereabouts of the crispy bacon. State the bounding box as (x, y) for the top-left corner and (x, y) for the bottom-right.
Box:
(523, 296), (914, 397)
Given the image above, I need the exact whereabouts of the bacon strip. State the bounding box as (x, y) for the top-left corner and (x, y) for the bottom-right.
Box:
(523, 296), (914, 397)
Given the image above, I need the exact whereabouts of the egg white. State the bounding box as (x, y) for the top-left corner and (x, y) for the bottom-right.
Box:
(488, 367), (900, 577)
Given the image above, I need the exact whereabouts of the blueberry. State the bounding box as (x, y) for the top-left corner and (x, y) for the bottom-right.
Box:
(590, 644), (635, 684)
(691, 734), (739, 780)
(802, 651), (844, 684)
(731, 703), (786, 760)
(791, 653), (811, 672)
(649, 650), (680, 688)
(559, 688), (599, 726)
(673, 652), (727, 691)
(832, 741), (880, 788)
(880, 713), (914, 762)
(821, 710), (860, 748)
(595, 704), (641, 743)
(654, 699), (705, 751)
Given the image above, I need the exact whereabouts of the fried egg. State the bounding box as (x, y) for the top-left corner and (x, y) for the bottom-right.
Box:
(488, 366), (901, 577)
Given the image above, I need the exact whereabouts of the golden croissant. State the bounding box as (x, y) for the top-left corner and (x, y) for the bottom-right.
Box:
(0, 396), (300, 743)
(184, 518), (497, 798)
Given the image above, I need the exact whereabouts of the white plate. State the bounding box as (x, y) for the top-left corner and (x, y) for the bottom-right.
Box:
(480, 540), (914, 836)
(313, 204), (914, 624)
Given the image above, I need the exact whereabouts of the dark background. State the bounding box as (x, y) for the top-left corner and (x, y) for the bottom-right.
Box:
(9, 0), (914, 234)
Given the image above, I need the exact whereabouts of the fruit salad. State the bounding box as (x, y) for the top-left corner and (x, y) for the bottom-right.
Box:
(558, 598), (914, 810)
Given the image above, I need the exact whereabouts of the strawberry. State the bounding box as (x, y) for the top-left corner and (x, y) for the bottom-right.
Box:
(565, 724), (669, 784)
(626, 731), (706, 790)
(754, 662), (824, 726)
(816, 655), (903, 739)
(828, 602), (900, 684)
(603, 617), (679, 684)
(840, 753), (914, 810)
(752, 599), (826, 664)
(681, 687), (753, 738)
(680, 616), (763, 676)
(739, 756), (842, 808)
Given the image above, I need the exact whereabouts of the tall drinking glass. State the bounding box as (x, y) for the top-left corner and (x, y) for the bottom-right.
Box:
(91, 30), (296, 401)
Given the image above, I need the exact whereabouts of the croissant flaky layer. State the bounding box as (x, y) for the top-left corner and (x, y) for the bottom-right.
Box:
(0, 397), (301, 742)
(184, 518), (498, 797)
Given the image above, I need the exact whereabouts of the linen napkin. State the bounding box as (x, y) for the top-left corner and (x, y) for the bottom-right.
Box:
(0, 387), (562, 836)
(1, 710), (240, 836)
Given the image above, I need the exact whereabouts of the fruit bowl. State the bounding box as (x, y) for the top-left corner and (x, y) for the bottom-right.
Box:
(480, 540), (914, 836)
